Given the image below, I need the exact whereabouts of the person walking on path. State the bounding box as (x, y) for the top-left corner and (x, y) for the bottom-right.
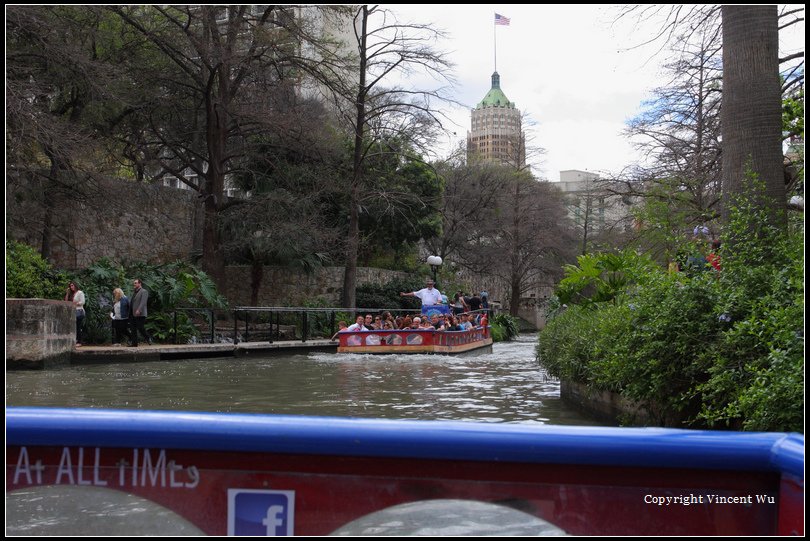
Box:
(111, 288), (133, 346)
(129, 278), (152, 347)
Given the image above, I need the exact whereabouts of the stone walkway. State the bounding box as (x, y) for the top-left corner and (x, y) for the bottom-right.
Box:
(70, 340), (337, 364)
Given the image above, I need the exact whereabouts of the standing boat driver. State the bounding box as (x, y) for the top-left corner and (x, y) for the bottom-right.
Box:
(400, 279), (444, 307)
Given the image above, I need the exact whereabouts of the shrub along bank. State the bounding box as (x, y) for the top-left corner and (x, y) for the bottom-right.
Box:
(538, 181), (803, 433)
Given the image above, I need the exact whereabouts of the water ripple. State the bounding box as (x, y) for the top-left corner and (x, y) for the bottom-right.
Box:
(6, 335), (602, 426)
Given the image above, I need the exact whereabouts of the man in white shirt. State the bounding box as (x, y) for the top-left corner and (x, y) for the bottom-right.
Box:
(400, 279), (443, 307)
(346, 315), (366, 331)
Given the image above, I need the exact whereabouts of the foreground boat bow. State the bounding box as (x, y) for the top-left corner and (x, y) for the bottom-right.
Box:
(6, 408), (804, 536)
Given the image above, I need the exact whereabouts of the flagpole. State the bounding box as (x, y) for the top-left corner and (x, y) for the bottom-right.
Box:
(493, 18), (497, 72)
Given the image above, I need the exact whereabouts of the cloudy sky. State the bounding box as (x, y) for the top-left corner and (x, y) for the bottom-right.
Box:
(387, 5), (804, 182)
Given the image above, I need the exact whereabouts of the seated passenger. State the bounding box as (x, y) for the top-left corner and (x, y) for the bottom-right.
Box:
(444, 315), (462, 331)
(330, 321), (349, 341)
(347, 315), (366, 332)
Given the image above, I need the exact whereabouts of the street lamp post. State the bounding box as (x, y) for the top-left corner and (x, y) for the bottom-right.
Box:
(426, 255), (443, 284)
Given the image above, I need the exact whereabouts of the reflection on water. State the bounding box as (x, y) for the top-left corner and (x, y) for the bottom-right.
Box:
(6, 486), (204, 536)
(6, 336), (601, 426)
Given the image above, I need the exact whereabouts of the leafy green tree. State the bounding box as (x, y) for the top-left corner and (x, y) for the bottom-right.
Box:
(108, 5), (351, 284)
(359, 143), (444, 267)
(6, 241), (67, 299)
(219, 129), (344, 305)
(6, 6), (139, 259)
(334, 5), (455, 307)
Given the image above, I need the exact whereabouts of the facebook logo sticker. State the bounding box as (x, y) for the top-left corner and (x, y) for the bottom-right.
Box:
(228, 489), (295, 536)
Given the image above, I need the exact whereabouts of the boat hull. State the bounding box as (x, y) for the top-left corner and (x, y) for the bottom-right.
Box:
(6, 408), (804, 536)
(337, 328), (492, 355)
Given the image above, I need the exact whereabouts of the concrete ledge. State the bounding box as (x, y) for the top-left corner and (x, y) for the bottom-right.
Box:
(560, 380), (653, 426)
(235, 340), (337, 357)
(68, 340), (338, 365)
(6, 299), (75, 370)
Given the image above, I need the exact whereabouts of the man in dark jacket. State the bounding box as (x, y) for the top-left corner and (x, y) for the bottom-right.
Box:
(129, 278), (152, 347)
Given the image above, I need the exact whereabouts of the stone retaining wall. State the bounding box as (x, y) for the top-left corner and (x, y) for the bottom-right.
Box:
(560, 380), (655, 426)
(221, 266), (411, 307)
(6, 299), (75, 369)
(7, 174), (200, 270)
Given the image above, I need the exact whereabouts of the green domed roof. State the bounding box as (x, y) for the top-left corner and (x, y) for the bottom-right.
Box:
(476, 72), (514, 109)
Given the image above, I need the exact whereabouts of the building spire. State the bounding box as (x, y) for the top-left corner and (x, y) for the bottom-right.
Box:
(476, 72), (513, 109)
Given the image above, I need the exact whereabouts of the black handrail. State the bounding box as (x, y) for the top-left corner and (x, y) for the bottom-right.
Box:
(171, 306), (496, 345)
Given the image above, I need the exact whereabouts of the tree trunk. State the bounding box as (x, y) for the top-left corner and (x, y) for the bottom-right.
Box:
(509, 278), (521, 317)
(40, 159), (60, 261)
(341, 5), (369, 309)
(250, 261), (263, 306)
(342, 183), (360, 308)
(720, 5), (785, 228)
(201, 65), (229, 286)
(509, 175), (522, 316)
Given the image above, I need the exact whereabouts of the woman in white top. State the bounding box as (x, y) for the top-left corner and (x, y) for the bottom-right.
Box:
(111, 288), (133, 346)
(65, 281), (86, 346)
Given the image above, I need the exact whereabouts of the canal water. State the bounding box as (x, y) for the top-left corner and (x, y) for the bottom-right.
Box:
(6, 335), (600, 426)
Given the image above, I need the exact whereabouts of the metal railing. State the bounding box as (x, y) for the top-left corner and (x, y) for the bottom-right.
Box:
(171, 306), (497, 345)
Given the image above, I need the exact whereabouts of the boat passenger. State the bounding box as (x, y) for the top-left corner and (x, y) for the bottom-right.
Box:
(467, 292), (482, 312)
(347, 316), (366, 332)
(363, 314), (375, 330)
(330, 321), (348, 341)
(452, 291), (468, 316)
(441, 315), (456, 331)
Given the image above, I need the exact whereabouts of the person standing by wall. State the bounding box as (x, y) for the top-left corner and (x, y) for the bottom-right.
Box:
(111, 288), (133, 346)
(65, 281), (86, 346)
(129, 278), (152, 347)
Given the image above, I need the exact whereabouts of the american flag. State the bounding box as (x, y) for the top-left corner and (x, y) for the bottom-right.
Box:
(495, 13), (510, 26)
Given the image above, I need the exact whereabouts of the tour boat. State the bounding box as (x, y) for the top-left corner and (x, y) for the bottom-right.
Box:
(336, 327), (493, 355)
(6, 407), (804, 536)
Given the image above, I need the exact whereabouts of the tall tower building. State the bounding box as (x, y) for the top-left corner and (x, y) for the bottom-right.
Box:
(467, 71), (525, 167)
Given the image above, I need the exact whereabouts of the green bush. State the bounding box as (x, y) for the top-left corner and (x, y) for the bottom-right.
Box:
(70, 259), (227, 344)
(490, 313), (519, 342)
(6, 241), (67, 299)
(539, 303), (632, 385)
(356, 276), (426, 310)
(538, 175), (804, 432)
